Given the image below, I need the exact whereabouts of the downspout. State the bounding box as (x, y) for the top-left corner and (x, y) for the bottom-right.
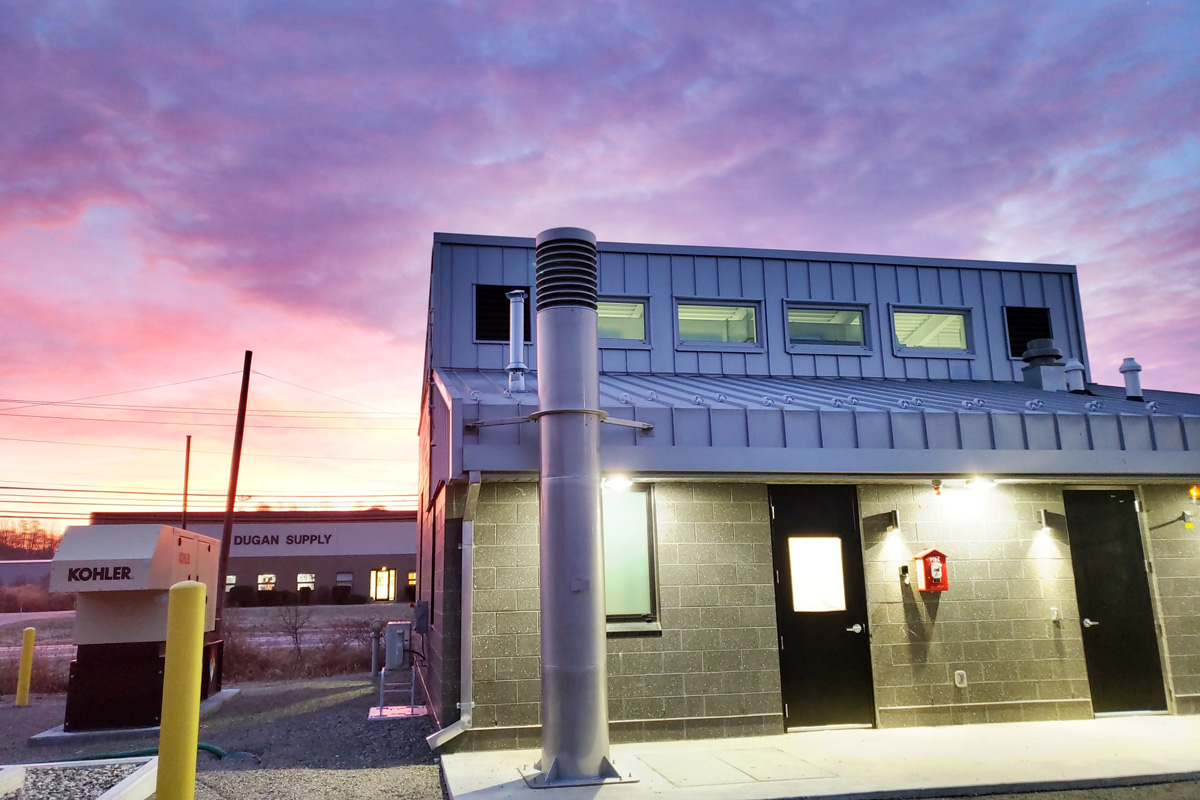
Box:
(425, 472), (480, 750)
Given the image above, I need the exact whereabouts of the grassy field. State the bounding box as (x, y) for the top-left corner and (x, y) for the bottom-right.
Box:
(0, 602), (415, 691)
(226, 602), (413, 631)
(0, 614), (75, 645)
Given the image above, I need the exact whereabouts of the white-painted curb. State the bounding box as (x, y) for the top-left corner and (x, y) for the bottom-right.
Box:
(97, 756), (158, 800)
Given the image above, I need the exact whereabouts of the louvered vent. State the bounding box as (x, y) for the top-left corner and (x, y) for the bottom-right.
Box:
(535, 231), (598, 311)
(1005, 307), (1053, 358)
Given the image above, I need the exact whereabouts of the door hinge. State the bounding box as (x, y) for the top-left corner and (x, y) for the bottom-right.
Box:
(1134, 500), (1144, 513)
(770, 503), (775, 520)
(1146, 560), (1153, 574)
(784, 702), (789, 717)
(775, 569), (780, 584)
(779, 635), (784, 651)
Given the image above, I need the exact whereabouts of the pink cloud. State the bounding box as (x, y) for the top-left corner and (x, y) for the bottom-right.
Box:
(0, 1), (1197, 520)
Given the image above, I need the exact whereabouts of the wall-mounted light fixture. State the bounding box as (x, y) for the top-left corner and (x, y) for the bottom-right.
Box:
(931, 479), (942, 496)
(1039, 509), (1052, 532)
(967, 477), (995, 491)
(883, 510), (899, 533)
(1189, 485), (1199, 503)
(602, 474), (633, 493)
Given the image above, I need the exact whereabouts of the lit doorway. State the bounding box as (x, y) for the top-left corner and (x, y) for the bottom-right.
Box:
(370, 567), (397, 602)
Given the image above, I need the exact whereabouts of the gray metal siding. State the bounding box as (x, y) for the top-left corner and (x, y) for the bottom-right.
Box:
(430, 236), (1085, 383)
(438, 368), (1200, 481)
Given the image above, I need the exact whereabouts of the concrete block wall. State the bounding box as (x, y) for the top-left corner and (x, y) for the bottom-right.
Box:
(1141, 484), (1200, 715)
(859, 482), (1093, 726)
(461, 481), (782, 749)
(419, 486), (465, 728)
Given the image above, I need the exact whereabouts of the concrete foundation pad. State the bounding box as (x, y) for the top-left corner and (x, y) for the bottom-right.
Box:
(441, 715), (1200, 800)
(28, 688), (240, 747)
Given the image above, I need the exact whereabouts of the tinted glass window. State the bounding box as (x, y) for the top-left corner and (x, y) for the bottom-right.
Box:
(893, 310), (968, 350)
(677, 304), (757, 344)
(597, 301), (646, 340)
(788, 307), (865, 346)
(602, 485), (657, 621)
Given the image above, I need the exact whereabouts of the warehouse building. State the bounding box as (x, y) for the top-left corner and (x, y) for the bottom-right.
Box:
(92, 509), (417, 604)
(415, 231), (1200, 752)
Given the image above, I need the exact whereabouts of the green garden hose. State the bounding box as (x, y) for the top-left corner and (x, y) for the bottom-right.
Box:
(54, 742), (232, 761)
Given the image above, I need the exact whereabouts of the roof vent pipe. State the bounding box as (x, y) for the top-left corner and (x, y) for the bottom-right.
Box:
(506, 290), (528, 392)
(1020, 338), (1066, 392)
(528, 227), (619, 787)
(1120, 357), (1144, 401)
(1064, 358), (1086, 393)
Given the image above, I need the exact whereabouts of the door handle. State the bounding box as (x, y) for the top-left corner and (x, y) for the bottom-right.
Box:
(845, 623), (864, 634)
(1082, 618), (1100, 628)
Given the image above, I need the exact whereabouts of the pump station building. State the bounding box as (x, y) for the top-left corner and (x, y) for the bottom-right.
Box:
(416, 231), (1200, 753)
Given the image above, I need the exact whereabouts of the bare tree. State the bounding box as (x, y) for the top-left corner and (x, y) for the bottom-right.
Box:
(276, 598), (315, 663)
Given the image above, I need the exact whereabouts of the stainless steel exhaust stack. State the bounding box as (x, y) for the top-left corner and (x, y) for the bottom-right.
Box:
(1120, 357), (1144, 401)
(526, 227), (621, 788)
(506, 290), (528, 393)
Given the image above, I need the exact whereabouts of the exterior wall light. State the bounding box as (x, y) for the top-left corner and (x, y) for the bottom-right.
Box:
(1189, 485), (1199, 503)
(883, 510), (899, 533)
(932, 479), (942, 496)
(967, 477), (995, 490)
(1039, 509), (1051, 532)
(602, 475), (633, 493)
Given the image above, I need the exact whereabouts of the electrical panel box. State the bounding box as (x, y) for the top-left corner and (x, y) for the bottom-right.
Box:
(51, 524), (219, 644)
(384, 620), (412, 670)
(412, 600), (430, 633)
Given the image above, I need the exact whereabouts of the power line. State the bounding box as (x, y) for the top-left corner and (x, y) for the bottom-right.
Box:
(0, 499), (414, 509)
(252, 370), (397, 414)
(0, 479), (417, 495)
(0, 410), (411, 430)
(0, 436), (415, 462)
(0, 371), (243, 412)
(0, 485), (416, 499)
(0, 399), (415, 418)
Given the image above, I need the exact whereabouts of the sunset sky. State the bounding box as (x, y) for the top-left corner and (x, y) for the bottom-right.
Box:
(2, 1), (1197, 528)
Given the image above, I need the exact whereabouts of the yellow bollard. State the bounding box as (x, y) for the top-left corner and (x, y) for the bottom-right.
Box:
(156, 580), (206, 800)
(15, 627), (35, 707)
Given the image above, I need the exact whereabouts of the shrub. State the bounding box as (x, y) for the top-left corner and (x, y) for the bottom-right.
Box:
(0, 654), (70, 695)
(219, 609), (373, 683)
(227, 585), (256, 608)
(0, 584), (74, 613)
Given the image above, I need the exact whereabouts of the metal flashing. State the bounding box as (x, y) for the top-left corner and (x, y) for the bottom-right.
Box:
(438, 368), (1200, 478)
(432, 232), (1077, 274)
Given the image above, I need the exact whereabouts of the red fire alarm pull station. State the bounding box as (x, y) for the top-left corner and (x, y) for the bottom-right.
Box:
(913, 548), (948, 592)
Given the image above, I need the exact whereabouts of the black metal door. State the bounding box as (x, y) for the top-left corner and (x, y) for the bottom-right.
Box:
(1063, 490), (1166, 713)
(769, 484), (874, 728)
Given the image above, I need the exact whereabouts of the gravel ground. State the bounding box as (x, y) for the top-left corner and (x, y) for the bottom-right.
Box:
(8, 762), (142, 800)
(1, 675), (445, 800)
(2, 679), (1198, 800)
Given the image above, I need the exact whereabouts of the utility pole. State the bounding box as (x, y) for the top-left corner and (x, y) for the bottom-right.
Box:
(214, 351), (252, 635)
(181, 435), (191, 530)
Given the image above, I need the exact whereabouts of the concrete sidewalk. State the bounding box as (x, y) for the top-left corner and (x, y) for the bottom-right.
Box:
(441, 715), (1200, 799)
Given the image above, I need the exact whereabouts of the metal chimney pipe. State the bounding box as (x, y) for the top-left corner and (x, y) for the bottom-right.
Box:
(506, 289), (528, 393)
(1064, 358), (1086, 393)
(1120, 357), (1144, 401)
(529, 227), (618, 787)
